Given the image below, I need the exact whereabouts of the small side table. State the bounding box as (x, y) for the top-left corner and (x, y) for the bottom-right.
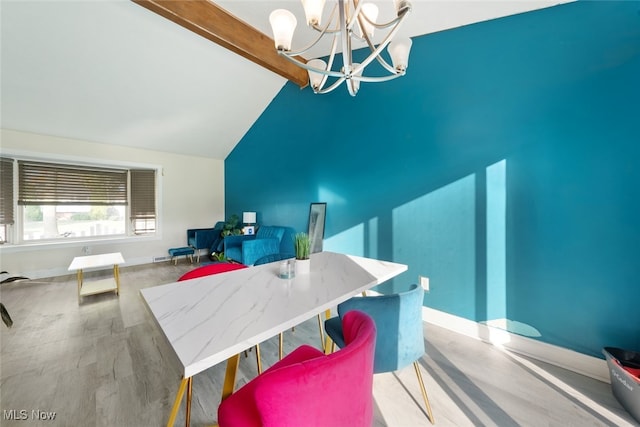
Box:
(68, 253), (125, 304)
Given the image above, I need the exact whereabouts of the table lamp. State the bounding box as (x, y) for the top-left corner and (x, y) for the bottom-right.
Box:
(243, 211), (256, 235)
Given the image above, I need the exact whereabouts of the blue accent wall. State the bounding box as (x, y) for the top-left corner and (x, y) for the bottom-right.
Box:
(226, 1), (640, 357)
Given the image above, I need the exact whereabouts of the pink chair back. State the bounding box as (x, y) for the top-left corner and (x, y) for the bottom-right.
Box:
(218, 310), (377, 427)
(177, 263), (247, 281)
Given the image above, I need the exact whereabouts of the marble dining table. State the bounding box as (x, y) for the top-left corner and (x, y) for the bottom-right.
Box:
(140, 251), (408, 427)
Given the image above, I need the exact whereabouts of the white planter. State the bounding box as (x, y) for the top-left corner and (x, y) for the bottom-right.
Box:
(295, 258), (310, 275)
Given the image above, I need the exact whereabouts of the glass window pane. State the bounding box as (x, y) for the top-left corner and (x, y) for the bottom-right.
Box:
(22, 205), (126, 240)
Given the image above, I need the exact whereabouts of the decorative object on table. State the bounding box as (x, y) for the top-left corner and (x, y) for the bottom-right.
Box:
(324, 283), (435, 424)
(308, 202), (326, 254)
(295, 232), (311, 275)
(217, 310), (377, 427)
(278, 259), (295, 280)
(242, 211), (257, 235)
(268, 0), (413, 96)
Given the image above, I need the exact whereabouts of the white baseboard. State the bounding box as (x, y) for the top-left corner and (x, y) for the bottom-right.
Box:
(13, 256), (156, 280)
(423, 307), (610, 383)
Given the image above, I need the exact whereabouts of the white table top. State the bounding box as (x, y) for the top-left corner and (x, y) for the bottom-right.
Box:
(68, 252), (125, 271)
(140, 251), (407, 378)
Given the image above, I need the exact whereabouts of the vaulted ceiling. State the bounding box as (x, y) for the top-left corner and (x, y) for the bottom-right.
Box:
(1, 1), (571, 159)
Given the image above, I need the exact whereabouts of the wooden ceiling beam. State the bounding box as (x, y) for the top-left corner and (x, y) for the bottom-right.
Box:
(132, 0), (308, 88)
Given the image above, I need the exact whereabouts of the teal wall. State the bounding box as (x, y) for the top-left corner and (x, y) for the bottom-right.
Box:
(226, 1), (640, 357)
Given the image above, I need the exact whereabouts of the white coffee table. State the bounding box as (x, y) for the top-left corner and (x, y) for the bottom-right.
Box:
(68, 252), (125, 303)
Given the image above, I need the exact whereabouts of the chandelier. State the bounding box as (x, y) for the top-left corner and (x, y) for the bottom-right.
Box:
(269, 0), (413, 96)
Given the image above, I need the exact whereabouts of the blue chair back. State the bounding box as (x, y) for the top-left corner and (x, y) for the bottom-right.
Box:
(335, 284), (424, 373)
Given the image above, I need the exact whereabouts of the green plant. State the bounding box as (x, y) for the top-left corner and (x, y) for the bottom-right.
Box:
(221, 214), (243, 237)
(295, 232), (310, 260)
(211, 251), (227, 262)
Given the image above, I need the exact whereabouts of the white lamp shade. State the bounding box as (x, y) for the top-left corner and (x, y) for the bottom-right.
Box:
(269, 9), (297, 51)
(301, 0), (325, 25)
(388, 37), (412, 71)
(243, 212), (256, 224)
(307, 59), (327, 90)
(359, 3), (379, 38)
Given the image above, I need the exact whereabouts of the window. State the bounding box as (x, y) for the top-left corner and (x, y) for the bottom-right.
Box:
(0, 157), (157, 244)
(130, 169), (156, 234)
(0, 157), (14, 243)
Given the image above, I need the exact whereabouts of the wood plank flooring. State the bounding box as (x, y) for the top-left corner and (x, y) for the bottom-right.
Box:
(1, 261), (637, 427)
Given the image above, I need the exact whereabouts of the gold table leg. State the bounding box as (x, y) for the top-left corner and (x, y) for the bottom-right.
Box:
(255, 345), (263, 374)
(185, 377), (193, 427)
(221, 354), (240, 401)
(113, 264), (121, 295)
(322, 309), (332, 354)
(166, 354), (241, 427)
(76, 269), (83, 304)
(166, 378), (189, 427)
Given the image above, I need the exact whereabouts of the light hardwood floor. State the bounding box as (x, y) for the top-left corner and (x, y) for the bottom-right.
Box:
(1, 261), (637, 427)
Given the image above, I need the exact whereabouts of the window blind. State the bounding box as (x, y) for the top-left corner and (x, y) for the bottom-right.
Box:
(18, 161), (128, 206)
(0, 157), (15, 225)
(130, 169), (156, 221)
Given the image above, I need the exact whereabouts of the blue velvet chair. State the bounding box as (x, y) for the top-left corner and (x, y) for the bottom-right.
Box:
(324, 284), (435, 424)
(187, 221), (224, 262)
(224, 226), (295, 266)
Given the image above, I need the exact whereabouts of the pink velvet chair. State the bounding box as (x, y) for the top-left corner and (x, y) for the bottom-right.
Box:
(177, 262), (247, 281)
(217, 310), (377, 427)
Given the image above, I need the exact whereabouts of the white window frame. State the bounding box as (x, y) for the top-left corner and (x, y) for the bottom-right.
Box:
(0, 149), (162, 252)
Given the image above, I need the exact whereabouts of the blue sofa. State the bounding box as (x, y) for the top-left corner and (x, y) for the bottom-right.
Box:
(224, 226), (296, 266)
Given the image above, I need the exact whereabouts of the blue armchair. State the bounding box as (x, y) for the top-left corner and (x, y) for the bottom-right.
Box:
(187, 221), (225, 262)
(324, 284), (435, 424)
(224, 225), (295, 266)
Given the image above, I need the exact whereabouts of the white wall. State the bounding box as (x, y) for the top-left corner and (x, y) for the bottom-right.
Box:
(0, 129), (225, 278)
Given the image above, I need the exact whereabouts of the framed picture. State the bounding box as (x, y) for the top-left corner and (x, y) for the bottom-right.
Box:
(308, 202), (326, 254)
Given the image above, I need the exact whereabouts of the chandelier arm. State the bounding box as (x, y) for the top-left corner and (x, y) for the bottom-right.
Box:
(352, 73), (404, 83)
(360, 5), (411, 31)
(285, 27), (332, 57)
(314, 77), (349, 94)
(339, 0), (353, 75)
(352, 20), (405, 77)
(359, 24), (402, 75)
(277, 51), (346, 79)
(319, 33), (341, 89)
(310, 3), (341, 35)
(345, 0), (365, 33)
(284, 4), (341, 56)
(312, 32), (341, 92)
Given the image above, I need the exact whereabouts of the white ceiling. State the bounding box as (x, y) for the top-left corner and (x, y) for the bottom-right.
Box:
(1, 1), (571, 160)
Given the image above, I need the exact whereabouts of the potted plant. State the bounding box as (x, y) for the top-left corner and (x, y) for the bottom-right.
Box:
(294, 232), (311, 274)
(221, 214), (243, 237)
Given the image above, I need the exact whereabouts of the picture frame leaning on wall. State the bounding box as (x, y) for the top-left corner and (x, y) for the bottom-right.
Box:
(308, 203), (326, 254)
